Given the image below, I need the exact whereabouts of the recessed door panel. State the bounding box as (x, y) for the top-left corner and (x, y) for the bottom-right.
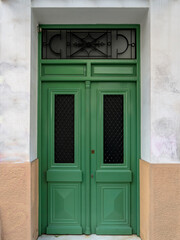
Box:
(96, 183), (130, 234)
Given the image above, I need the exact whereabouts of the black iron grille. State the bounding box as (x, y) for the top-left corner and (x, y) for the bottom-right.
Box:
(104, 95), (124, 164)
(42, 29), (136, 59)
(55, 95), (74, 163)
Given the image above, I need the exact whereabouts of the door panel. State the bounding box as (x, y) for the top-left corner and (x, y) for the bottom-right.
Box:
(42, 82), (85, 234)
(47, 183), (81, 234)
(91, 82), (137, 234)
(96, 183), (130, 234)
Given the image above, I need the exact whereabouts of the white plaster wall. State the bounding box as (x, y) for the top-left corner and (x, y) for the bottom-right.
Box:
(0, 0), (31, 162)
(150, 0), (180, 163)
(141, 10), (151, 162)
(31, 0), (149, 8)
(30, 10), (38, 161)
(32, 8), (148, 25)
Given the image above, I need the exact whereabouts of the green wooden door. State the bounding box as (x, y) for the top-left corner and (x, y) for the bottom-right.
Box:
(91, 82), (137, 234)
(41, 81), (137, 235)
(41, 82), (86, 234)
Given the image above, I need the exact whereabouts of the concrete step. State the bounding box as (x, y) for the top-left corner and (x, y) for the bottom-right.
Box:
(38, 235), (141, 240)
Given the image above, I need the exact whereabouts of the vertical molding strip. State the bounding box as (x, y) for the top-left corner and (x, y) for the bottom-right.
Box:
(85, 80), (91, 234)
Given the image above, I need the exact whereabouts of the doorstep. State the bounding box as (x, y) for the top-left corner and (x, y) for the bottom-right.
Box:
(38, 235), (141, 240)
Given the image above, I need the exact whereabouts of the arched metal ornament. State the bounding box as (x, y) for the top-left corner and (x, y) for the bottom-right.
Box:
(42, 29), (136, 59)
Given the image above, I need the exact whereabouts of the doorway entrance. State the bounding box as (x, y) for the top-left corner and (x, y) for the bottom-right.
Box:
(38, 25), (140, 236)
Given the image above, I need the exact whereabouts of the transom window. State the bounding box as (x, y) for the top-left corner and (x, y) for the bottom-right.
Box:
(42, 29), (136, 59)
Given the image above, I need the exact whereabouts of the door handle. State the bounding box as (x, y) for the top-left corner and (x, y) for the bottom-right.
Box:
(91, 174), (94, 179)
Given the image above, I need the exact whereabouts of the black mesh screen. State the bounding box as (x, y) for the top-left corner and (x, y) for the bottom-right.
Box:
(104, 95), (124, 164)
(55, 95), (74, 163)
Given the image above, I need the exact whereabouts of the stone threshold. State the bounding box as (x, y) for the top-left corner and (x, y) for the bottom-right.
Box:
(38, 235), (141, 240)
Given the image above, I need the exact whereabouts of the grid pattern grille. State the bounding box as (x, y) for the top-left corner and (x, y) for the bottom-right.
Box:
(55, 95), (74, 163)
(104, 95), (124, 164)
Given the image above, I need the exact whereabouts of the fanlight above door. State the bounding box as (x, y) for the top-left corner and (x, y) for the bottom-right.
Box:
(42, 29), (136, 59)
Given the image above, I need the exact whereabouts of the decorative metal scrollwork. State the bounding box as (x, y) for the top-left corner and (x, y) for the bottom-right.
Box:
(42, 29), (136, 59)
(49, 34), (61, 56)
(66, 31), (112, 58)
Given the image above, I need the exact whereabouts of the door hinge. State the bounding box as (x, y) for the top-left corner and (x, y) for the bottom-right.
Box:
(37, 25), (42, 33)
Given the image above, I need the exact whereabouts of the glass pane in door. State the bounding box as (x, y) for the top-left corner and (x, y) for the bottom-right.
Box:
(55, 94), (74, 163)
(104, 95), (124, 164)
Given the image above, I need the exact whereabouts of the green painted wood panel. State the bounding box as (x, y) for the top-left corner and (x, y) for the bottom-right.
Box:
(91, 64), (136, 77)
(96, 170), (132, 182)
(96, 183), (132, 235)
(47, 170), (82, 182)
(42, 64), (86, 76)
(41, 82), (86, 234)
(47, 183), (81, 233)
(91, 82), (137, 234)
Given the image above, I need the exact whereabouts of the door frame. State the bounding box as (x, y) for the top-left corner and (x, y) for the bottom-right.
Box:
(38, 24), (140, 236)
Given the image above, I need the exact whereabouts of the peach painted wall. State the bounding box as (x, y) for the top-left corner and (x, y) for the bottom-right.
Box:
(0, 162), (31, 240)
(0, 159), (38, 240)
(140, 160), (150, 240)
(140, 160), (180, 240)
(31, 159), (39, 240)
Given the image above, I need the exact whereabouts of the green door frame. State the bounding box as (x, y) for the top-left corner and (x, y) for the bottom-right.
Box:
(38, 24), (140, 236)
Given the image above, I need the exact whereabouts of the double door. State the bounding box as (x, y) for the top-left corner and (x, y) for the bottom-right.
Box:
(41, 81), (137, 235)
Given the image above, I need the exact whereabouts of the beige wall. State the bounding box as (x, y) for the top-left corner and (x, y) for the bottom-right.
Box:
(140, 160), (150, 240)
(140, 160), (180, 240)
(31, 160), (39, 240)
(0, 159), (39, 240)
